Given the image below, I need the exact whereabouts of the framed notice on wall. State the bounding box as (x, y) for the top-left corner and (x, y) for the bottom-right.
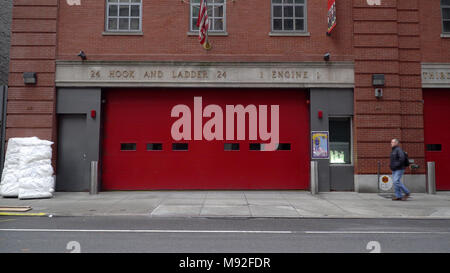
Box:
(311, 131), (329, 159)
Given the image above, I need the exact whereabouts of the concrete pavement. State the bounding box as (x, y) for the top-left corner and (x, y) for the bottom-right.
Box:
(1, 191), (450, 218)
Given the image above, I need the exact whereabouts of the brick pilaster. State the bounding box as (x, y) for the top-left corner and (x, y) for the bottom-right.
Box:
(353, 0), (425, 175)
(7, 0), (59, 165)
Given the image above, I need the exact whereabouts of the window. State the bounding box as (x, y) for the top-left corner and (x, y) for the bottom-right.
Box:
(277, 143), (291, 151)
(106, 0), (142, 32)
(172, 143), (189, 151)
(147, 143), (163, 151)
(121, 143), (137, 151)
(190, 0), (226, 32)
(329, 118), (352, 164)
(442, 0), (450, 33)
(249, 143), (263, 151)
(249, 143), (291, 151)
(224, 143), (240, 151)
(426, 144), (442, 152)
(271, 0), (306, 32)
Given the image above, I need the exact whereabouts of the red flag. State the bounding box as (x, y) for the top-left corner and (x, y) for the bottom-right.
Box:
(327, 0), (337, 35)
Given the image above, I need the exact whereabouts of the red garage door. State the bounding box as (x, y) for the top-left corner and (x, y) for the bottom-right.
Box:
(424, 89), (450, 190)
(101, 88), (310, 190)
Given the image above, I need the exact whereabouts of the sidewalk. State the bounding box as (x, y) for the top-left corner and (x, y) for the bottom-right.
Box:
(1, 191), (450, 219)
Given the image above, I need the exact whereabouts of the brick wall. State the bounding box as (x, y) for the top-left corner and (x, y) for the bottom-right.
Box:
(419, 0), (450, 63)
(0, 0), (13, 85)
(56, 0), (354, 62)
(6, 0), (58, 165)
(353, 0), (425, 175)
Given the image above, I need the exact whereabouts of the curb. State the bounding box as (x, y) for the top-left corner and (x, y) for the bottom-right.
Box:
(19, 212), (450, 220)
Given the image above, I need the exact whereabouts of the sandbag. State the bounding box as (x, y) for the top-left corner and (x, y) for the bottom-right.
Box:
(18, 176), (55, 200)
(0, 137), (55, 199)
(18, 164), (54, 179)
(0, 172), (19, 197)
(8, 137), (53, 147)
(19, 146), (52, 165)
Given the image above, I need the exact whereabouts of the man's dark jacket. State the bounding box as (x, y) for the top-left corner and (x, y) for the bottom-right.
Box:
(390, 146), (406, 171)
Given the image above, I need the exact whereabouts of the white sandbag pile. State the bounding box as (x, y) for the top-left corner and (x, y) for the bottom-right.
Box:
(0, 137), (55, 199)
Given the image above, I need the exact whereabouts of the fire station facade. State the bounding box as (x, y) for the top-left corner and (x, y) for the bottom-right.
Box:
(6, 0), (450, 192)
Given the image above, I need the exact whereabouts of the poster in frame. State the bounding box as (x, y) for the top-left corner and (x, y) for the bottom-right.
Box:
(311, 131), (329, 159)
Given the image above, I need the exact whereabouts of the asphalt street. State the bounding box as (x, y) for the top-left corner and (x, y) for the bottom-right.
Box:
(0, 216), (449, 253)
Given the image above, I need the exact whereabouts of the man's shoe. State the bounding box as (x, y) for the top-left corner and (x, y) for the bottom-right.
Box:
(402, 193), (410, 201)
(392, 197), (402, 201)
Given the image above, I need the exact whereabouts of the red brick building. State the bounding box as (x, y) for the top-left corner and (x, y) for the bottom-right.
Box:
(5, 0), (450, 192)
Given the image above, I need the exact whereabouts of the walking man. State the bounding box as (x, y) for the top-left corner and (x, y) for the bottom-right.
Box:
(389, 139), (410, 201)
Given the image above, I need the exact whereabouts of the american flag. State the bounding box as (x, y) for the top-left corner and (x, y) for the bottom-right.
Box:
(196, 0), (211, 49)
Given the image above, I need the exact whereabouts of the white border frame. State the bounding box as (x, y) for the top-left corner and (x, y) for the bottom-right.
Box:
(104, 0), (143, 33)
(328, 116), (354, 167)
(442, 0), (450, 34)
(189, 0), (227, 33)
(270, 0), (308, 33)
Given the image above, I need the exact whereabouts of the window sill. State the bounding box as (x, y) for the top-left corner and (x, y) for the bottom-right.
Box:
(187, 31), (229, 37)
(102, 31), (143, 36)
(269, 32), (310, 37)
(441, 33), (450, 38)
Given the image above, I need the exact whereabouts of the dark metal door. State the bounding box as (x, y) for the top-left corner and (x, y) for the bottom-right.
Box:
(330, 165), (355, 191)
(56, 114), (89, 191)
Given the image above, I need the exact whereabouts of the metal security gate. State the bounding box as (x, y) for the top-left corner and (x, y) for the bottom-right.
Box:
(101, 88), (310, 190)
(424, 89), (450, 190)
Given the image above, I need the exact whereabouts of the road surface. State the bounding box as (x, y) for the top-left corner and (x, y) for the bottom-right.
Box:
(0, 216), (449, 253)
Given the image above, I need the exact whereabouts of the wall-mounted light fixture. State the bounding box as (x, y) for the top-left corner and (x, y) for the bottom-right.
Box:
(372, 74), (385, 99)
(23, 72), (37, 85)
(77, 51), (87, 60)
(372, 74), (385, 86)
(323, 53), (331, 62)
(375, 88), (383, 99)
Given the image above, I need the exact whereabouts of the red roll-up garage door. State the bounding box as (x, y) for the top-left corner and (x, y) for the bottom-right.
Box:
(424, 89), (450, 190)
(101, 88), (310, 190)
